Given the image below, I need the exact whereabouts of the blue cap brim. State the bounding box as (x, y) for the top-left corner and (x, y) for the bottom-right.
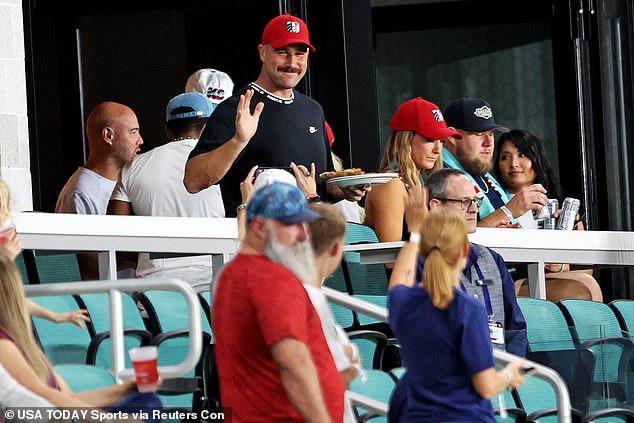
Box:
(276, 208), (322, 225)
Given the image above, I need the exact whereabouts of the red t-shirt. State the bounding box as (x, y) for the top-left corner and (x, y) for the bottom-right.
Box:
(212, 254), (344, 422)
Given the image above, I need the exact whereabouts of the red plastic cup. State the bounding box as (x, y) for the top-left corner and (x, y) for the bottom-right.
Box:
(0, 224), (16, 243)
(129, 346), (159, 392)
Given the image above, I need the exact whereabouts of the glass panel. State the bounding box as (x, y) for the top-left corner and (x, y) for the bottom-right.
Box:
(374, 21), (560, 176)
(595, 0), (634, 231)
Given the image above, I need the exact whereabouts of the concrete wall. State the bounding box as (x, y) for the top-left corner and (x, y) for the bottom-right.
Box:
(0, 0), (33, 213)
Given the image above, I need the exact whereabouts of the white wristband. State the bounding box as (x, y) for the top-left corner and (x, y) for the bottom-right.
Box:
(409, 232), (421, 245)
(500, 205), (514, 221)
(502, 368), (513, 386)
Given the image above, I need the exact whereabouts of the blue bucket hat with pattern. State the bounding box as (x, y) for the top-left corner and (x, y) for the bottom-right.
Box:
(247, 182), (321, 224)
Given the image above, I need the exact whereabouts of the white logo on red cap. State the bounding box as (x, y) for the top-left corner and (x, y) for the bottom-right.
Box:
(474, 105), (493, 119)
(432, 109), (444, 122)
(286, 21), (301, 33)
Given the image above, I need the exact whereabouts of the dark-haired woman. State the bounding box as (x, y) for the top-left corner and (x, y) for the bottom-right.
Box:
(494, 129), (602, 302)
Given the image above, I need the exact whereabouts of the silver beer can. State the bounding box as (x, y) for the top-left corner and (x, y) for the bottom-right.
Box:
(556, 197), (580, 230)
(538, 199), (559, 229)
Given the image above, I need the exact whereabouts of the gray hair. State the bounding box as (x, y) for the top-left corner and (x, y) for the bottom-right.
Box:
(426, 168), (468, 203)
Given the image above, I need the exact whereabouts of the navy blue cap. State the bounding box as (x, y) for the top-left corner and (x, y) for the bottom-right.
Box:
(443, 97), (509, 133)
(247, 182), (321, 224)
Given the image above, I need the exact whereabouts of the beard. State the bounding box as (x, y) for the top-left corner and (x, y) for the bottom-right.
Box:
(264, 223), (316, 286)
(455, 146), (493, 176)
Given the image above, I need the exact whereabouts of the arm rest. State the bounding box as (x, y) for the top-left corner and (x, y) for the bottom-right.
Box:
(86, 328), (152, 365)
(583, 407), (634, 422)
(157, 376), (202, 394)
(527, 406), (583, 423)
(494, 407), (526, 422)
(581, 336), (633, 349)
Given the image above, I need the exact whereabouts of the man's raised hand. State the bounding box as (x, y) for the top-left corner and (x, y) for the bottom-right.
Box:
(234, 89), (265, 145)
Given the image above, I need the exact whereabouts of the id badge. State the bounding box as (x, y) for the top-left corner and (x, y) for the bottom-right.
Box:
(488, 321), (504, 344)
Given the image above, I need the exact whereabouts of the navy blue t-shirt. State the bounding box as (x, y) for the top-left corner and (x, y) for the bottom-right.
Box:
(388, 285), (496, 422)
(189, 83), (333, 216)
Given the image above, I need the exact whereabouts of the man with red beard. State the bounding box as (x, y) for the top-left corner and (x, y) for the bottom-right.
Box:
(212, 182), (344, 423)
(184, 14), (368, 218)
(442, 97), (547, 228)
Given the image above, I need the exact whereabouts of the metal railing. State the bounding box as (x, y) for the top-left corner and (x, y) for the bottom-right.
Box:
(323, 287), (572, 423)
(24, 278), (202, 382)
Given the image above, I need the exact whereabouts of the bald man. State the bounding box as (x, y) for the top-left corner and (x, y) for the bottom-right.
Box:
(55, 102), (143, 280)
(56, 101), (143, 214)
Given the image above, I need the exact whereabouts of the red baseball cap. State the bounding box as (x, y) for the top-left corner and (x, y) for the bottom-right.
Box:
(390, 97), (462, 140)
(262, 14), (316, 52)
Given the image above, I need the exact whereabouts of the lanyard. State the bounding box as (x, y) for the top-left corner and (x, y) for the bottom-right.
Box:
(473, 262), (494, 319)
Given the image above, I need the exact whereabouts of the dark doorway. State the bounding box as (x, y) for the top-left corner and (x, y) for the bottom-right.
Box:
(24, 0), (279, 212)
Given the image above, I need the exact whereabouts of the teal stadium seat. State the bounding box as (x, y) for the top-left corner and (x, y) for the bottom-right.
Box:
(77, 292), (152, 369)
(138, 290), (212, 412)
(31, 294), (92, 365)
(348, 330), (389, 371)
(54, 364), (116, 392)
(141, 290), (212, 338)
(517, 297), (577, 352)
(343, 223), (389, 329)
(490, 387), (525, 423)
(349, 369), (395, 423)
(15, 252), (30, 283)
(515, 375), (583, 423)
(324, 265), (356, 330)
(558, 299), (634, 412)
(609, 299), (634, 338)
(30, 250), (82, 283)
(152, 332), (211, 413)
(517, 297), (596, 412)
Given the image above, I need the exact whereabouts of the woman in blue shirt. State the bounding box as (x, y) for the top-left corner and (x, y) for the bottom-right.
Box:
(388, 188), (525, 422)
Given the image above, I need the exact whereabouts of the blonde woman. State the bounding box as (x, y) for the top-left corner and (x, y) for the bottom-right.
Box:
(365, 97), (460, 249)
(0, 179), (89, 328)
(387, 188), (525, 422)
(0, 254), (161, 413)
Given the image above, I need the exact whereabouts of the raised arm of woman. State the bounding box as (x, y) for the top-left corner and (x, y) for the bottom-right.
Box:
(26, 299), (90, 329)
(388, 186), (427, 291)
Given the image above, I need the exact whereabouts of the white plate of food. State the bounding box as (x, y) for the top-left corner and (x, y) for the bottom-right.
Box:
(324, 172), (399, 187)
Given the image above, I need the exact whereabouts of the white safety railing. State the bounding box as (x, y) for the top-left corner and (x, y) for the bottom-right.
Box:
(24, 278), (202, 382)
(323, 287), (572, 423)
(17, 212), (634, 300)
(14, 213), (586, 420)
(344, 227), (634, 299)
(15, 212), (240, 280)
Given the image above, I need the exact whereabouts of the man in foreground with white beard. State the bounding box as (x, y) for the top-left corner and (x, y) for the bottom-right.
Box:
(212, 182), (345, 423)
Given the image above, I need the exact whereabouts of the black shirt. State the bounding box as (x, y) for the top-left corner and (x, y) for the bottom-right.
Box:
(189, 83), (334, 216)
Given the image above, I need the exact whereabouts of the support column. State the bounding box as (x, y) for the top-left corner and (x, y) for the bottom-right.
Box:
(0, 0), (33, 212)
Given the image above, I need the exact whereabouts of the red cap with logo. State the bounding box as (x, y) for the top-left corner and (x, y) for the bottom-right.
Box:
(390, 97), (462, 140)
(262, 14), (316, 52)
